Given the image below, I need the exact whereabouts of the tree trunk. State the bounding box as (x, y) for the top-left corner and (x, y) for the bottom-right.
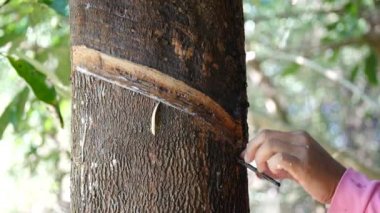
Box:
(69, 0), (248, 212)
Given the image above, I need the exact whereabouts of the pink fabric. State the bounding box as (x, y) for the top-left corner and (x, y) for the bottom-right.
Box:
(329, 168), (380, 213)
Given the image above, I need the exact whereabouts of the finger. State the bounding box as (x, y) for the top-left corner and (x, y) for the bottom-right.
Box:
(270, 169), (291, 180)
(268, 152), (303, 183)
(267, 154), (292, 179)
(244, 129), (291, 162)
(254, 138), (297, 173)
(244, 130), (274, 162)
(290, 131), (312, 146)
(256, 167), (283, 180)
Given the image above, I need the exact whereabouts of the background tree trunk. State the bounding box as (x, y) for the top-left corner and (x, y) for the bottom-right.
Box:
(69, 0), (248, 212)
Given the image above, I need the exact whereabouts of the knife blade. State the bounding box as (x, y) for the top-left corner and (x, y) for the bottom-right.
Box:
(237, 158), (281, 187)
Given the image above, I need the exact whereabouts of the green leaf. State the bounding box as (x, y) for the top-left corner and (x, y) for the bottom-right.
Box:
(0, 17), (29, 47)
(0, 87), (29, 139)
(8, 57), (57, 104)
(8, 57), (64, 127)
(349, 64), (360, 83)
(364, 50), (378, 85)
(11, 88), (30, 130)
(343, 2), (359, 16)
(282, 63), (300, 76)
(38, 0), (69, 16)
(326, 21), (339, 31)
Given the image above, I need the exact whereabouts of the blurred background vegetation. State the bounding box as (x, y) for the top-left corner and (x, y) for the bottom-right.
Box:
(0, 0), (379, 212)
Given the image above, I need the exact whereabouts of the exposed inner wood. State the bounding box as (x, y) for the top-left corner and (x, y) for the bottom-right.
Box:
(72, 45), (242, 142)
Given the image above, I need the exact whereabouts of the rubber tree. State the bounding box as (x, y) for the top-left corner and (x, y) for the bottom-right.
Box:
(69, 0), (249, 212)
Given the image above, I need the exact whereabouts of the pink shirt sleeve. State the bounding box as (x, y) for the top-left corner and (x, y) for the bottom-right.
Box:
(328, 168), (380, 213)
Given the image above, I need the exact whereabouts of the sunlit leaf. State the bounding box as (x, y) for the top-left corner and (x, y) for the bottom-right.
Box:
(0, 0), (10, 8)
(364, 50), (378, 85)
(0, 87), (29, 139)
(8, 57), (64, 127)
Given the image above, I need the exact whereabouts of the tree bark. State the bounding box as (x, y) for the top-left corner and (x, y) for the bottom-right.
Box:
(69, 0), (248, 212)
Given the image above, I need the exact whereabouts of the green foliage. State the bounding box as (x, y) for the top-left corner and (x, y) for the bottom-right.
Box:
(282, 63), (300, 76)
(0, 0), (70, 210)
(39, 0), (69, 16)
(349, 64), (360, 82)
(245, 0), (380, 211)
(8, 57), (57, 105)
(0, 15), (28, 47)
(364, 49), (378, 85)
(7, 57), (64, 126)
(0, 0), (10, 7)
(0, 0), (70, 130)
(0, 87), (29, 139)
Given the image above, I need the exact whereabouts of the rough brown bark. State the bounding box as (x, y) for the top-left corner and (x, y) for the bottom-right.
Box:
(70, 0), (248, 212)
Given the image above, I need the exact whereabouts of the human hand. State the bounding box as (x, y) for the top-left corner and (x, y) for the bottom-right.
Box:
(241, 130), (346, 204)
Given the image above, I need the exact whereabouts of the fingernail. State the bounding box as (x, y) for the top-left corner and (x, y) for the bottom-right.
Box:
(244, 155), (251, 163)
